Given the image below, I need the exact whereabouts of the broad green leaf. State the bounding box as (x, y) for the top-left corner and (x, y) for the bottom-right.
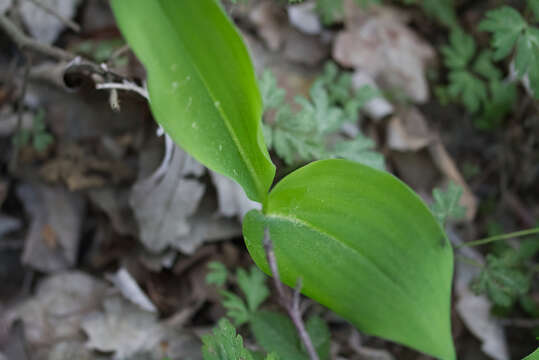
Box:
(523, 347), (539, 360)
(243, 159), (455, 360)
(110, 0), (275, 203)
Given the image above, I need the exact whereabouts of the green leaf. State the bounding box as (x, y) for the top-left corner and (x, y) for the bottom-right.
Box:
(260, 70), (286, 111)
(474, 80), (516, 130)
(471, 254), (530, 307)
(32, 132), (54, 152)
(441, 30), (476, 69)
(472, 50), (502, 81)
(431, 182), (466, 226)
(243, 159), (455, 360)
(421, 0), (458, 28)
(529, 0), (539, 22)
(447, 70), (488, 113)
(202, 318), (254, 360)
(221, 290), (251, 326)
(315, 0), (344, 25)
(110, 0), (275, 203)
(515, 27), (539, 97)
(522, 348), (539, 360)
(306, 316), (331, 360)
(328, 136), (385, 171)
(250, 310), (307, 360)
(479, 6), (527, 60)
(236, 266), (270, 312)
(206, 261), (228, 287)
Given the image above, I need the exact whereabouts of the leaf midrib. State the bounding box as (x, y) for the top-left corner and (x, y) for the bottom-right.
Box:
(265, 212), (416, 305)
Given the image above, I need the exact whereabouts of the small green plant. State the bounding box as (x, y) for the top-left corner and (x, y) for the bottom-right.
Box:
(205, 262), (331, 360)
(471, 238), (539, 310)
(479, 1), (539, 98)
(112, 1), (457, 358)
(260, 64), (383, 169)
(12, 109), (54, 152)
(430, 181), (467, 227)
(437, 29), (517, 129)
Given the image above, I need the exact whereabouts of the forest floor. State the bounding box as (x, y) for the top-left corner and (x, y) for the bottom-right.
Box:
(0, 0), (537, 360)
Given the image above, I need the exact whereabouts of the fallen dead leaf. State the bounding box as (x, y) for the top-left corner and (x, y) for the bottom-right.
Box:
(334, 1), (435, 103)
(0, 0), (11, 15)
(40, 143), (132, 190)
(106, 267), (157, 313)
(449, 228), (510, 360)
(130, 145), (205, 253)
(0, 215), (21, 238)
(9, 271), (107, 346)
(387, 107), (433, 151)
(82, 296), (164, 360)
(19, 0), (81, 45)
(17, 183), (85, 272)
(210, 171), (260, 219)
(351, 71), (394, 121)
(249, 1), (287, 51)
(287, 2), (322, 35)
(87, 187), (137, 236)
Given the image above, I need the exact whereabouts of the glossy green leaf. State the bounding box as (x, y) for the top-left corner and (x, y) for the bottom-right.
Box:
(243, 159), (455, 359)
(523, 347), (539, 360)
(110, 0), (275, 203)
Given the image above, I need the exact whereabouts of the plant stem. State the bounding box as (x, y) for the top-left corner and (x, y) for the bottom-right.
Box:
(456, 227), (539, 249)
(263, 228), (320, 360)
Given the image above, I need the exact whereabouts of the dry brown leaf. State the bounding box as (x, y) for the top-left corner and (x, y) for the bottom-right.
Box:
(387, 107), (433, 151)
(9, 272), (107, 346)
(129, 145), (205, 253)
(17, 183), (85, 272)
(333, 1), (435, 103)
(19, 0), (81, 44)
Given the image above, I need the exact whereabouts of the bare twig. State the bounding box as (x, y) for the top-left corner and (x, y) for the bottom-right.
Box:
(96, 80), (149, 100)
(0, 14), (74, 61)
(28, 0), (80, 32)
(263, 228), (320, 360)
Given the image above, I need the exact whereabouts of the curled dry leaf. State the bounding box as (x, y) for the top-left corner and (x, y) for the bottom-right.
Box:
(334, 1), (435, 103)
(130, 145), (205, 253)
(17, 183), (85, 272)
(106, 267), (157, 313)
